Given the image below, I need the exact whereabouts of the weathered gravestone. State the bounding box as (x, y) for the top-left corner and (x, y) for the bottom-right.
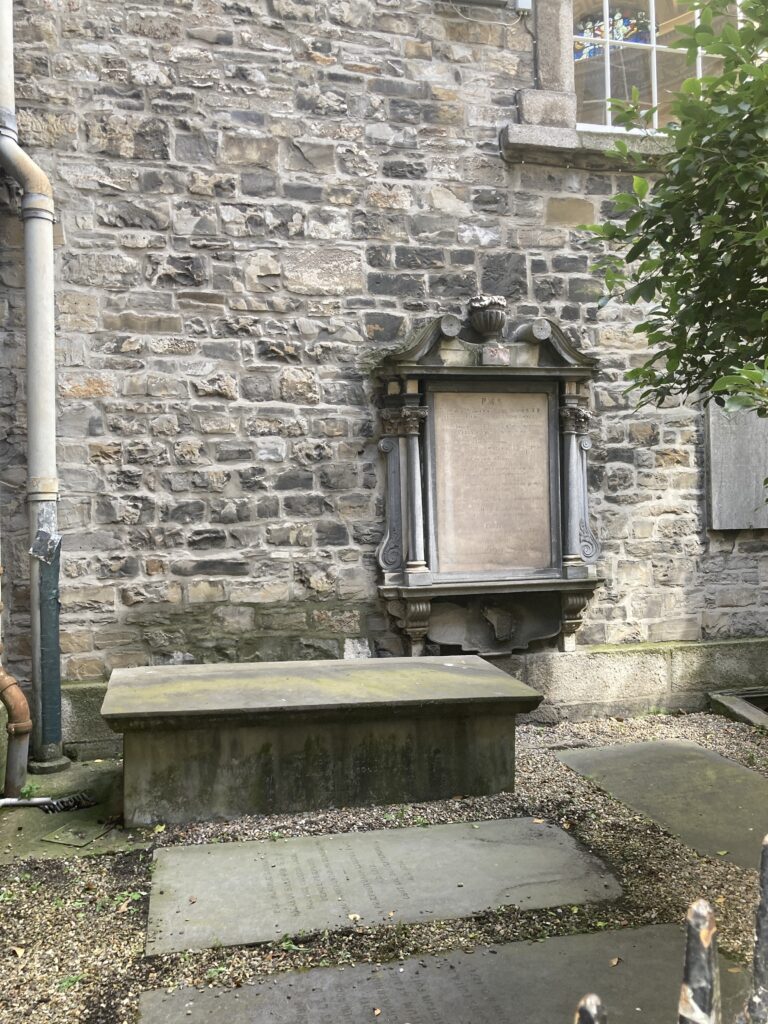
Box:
(706, 404), (768, 530)
(146, 818), (621, 953)
(101, 656), (541, 825)
(557, 740), (768, 869)
(138, 925), (750, 1024)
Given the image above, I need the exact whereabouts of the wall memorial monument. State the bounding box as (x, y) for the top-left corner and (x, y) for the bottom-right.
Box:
(375, 295), (601, 656)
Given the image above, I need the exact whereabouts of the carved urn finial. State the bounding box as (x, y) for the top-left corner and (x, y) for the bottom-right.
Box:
(468, 294), (507, 343)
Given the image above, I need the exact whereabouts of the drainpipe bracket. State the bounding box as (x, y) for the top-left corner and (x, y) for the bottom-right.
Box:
(21, 192), (55, 222)
(0, 109), (18, 143)
(7, 719), (32, 736)
(28, 478), (60, 501)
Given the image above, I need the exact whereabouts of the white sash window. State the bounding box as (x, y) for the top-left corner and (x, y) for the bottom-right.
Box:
(573, 1), (742, 129)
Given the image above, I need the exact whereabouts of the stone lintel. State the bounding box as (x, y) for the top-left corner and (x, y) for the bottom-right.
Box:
(500, 123), (671, 170)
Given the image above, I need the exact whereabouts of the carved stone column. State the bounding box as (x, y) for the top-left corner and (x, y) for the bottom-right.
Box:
(559, 396), (599, 577)
(376, 412), (404, 576)
(379, 404), (429, 580)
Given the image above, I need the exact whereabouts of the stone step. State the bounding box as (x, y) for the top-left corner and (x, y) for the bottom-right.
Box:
(138, 924), (750, 1023)
(557, 740), (768, 869)
(101, 656), (542, 825)
(146, 818), (620, 954)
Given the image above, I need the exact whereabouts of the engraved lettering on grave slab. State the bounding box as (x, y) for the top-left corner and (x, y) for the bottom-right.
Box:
(433, 392), (551, 573)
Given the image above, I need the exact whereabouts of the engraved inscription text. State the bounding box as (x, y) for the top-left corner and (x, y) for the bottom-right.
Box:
(433, 391), (551, 573)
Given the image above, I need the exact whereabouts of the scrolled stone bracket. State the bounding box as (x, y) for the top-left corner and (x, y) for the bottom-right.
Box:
(387, 597), (432, 657)
(560, 591), (590, 652)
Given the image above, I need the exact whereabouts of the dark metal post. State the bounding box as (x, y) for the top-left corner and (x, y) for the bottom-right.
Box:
(575, 994), (608, 1024)
(744, 835), (768, 1023)
(679, 899), (721, 1024)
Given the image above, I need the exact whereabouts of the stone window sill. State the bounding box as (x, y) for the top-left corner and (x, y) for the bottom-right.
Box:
(500, 122), (672, 170)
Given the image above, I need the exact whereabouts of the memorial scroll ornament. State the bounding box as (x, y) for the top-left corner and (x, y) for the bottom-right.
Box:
(390, 599), (431, 656)
(561, 591), (590, 637)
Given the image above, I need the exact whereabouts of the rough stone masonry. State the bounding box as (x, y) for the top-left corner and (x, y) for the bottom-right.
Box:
(0, 0), (766, 736)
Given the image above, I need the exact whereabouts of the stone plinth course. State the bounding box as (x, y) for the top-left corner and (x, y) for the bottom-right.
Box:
(557, 740), (768, 868)
(146, 818), (621, 954)
(138, 925), (749, 1023)
(101, 656), (542, 825)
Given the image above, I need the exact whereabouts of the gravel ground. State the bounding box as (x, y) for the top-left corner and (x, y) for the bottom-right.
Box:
(1, 711), (766, 1024)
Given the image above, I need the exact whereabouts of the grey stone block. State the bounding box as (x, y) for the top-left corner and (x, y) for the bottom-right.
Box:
(515, 89), (577, 128)
(62, 681), (121, 761)
(670, 638), (768, 694)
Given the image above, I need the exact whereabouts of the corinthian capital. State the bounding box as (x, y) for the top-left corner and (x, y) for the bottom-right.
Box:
(381, 406), (428, 436)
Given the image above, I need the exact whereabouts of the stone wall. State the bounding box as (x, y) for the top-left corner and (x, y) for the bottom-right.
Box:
(0, 0), (766, 692)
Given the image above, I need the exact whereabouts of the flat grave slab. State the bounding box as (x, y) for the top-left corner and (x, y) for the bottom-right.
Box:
(146, 818), (620, 954)
(102, 656), (540, 724)
(557, 740), (768, 869)
(138, 924), (750, 1023)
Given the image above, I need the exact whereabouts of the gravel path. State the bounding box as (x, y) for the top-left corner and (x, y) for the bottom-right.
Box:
(1, 712), (765, 1024)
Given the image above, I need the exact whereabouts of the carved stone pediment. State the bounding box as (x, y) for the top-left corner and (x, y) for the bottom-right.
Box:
(373, 299), (598, 378)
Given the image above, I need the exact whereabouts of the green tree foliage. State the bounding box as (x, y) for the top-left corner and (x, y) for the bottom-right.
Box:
(591, 0), (768, 409)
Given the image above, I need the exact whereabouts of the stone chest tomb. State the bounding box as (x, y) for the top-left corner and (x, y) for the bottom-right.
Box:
(375, 297), (601, 656)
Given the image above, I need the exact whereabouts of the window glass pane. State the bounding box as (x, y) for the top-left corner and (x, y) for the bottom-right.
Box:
(575, 47), (608, 125)
(574, 0), (607, 65)
(712, 6), (741, 35)
(656, 50), (688, 124)
(574, 5), (653, 44)
(610, 44), (653, 107)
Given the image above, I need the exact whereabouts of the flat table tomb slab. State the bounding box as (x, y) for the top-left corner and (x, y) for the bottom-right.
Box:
(101, 657), (542, 825)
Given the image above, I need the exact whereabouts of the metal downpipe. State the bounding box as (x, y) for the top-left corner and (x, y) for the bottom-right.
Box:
(0, 668), (32, 797)
(0, 0), (66, 772)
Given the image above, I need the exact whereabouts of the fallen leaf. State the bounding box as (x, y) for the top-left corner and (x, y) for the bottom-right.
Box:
(154, 824), (166, 834)
(10, 947), (24, 958)
(728, 967), (742, 974)
(116, 900), (131, 914)
(374, 1010), (381, 1017)
(388, 911), (395, 918)
(188, 896), (197, 904)
(348, 913), (361, 923)
(715, 896), (726, 905)
(533, 818), (545, 824)
(610, 957), (622, 967)
(717, 851), (729, 856)
(562, 822), (571, 830)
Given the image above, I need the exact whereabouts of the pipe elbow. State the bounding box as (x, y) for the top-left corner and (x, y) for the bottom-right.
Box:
(0, 136), (53, 201)
(0, 669), (33, 735)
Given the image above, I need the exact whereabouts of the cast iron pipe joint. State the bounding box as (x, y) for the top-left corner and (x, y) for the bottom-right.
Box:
(0, 667), (32, 737)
